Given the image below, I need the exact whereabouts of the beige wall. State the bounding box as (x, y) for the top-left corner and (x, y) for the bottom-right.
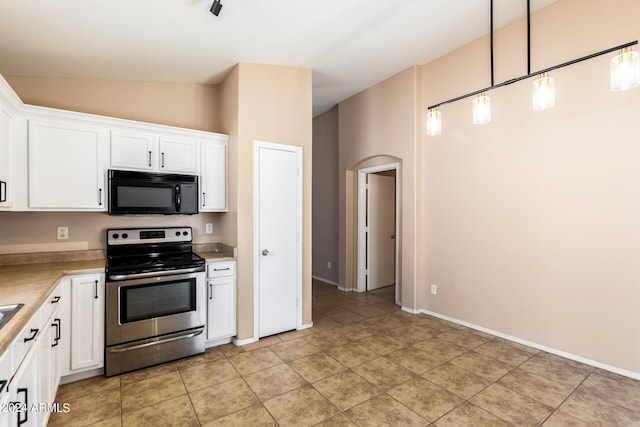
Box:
(0, 76), (225, 253)
(312, 107), (339, 284)
(0, 211), (224, 252)
(420, 0), (640, 374)
(5, 76), (221, 132)
(220, 63), (313, 340)
(338, 67), (422, 309)
(331, 0), (640, 375)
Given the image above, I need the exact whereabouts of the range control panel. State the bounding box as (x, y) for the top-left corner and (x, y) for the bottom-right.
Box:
(107, 227), (192, 246)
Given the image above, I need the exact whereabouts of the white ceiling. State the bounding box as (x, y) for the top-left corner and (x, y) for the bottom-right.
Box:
(0, 0), (556, 116)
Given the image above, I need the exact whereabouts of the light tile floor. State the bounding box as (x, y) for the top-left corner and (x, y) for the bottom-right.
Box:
(49, 280), (640, 426)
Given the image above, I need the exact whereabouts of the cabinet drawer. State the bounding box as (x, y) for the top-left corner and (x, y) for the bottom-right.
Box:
(207, 262), (235, 278)
(39, 285), (62, 325)
(11, 311), (40, 367)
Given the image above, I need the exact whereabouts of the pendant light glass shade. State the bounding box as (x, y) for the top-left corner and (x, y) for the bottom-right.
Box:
(610, 47), (640, 91)
(472, 93), (491, 125)
(426, 108), (442, 136)
(532, 73), (555, 110)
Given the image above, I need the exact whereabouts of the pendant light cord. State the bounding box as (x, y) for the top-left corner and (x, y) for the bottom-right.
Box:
(490, 0), (494, 86)
(527, 0), (531, 74)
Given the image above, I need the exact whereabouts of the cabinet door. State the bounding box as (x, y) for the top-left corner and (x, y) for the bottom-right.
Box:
(0, 104), (12, 209)
(38, 303), (61, 425)
(110, 130), (156, 171)
(38, 318), (53, 421)
(9, 343), (39, 427)
(28, 119), (107, 210)
(158, 136), (198, 174)
(200, 141), (227, 211)
(70, 275), (104, 370)
(206, 277), (236, 340)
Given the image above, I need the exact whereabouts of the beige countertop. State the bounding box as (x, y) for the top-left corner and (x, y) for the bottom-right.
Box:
(0, 249), (235, 358)
(0, 259), (105, 357)
(197, 251), (235, 263)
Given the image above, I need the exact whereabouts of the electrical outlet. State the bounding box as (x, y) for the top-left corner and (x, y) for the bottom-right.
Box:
(205, 223), (213, 234)
(57, 226), (69, 240)
(430, 283), (437, 295)
(327, 261), (332, 269)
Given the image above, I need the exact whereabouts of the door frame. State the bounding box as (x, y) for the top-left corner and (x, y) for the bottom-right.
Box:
(357, 163), (400, 304)
(253, 140), (303, 338)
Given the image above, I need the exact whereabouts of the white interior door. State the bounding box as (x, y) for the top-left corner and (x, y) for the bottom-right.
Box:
(255, 141), (301, 338)
(367, 173), (396, 290)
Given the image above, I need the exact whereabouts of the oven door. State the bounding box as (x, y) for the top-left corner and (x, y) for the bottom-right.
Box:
(106, 272), (205, 346)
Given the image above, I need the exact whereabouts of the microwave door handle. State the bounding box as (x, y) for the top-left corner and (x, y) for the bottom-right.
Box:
(175, 185), (181, 212)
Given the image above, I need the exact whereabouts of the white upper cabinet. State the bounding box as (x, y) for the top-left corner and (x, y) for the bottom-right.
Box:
(0, 104), (12, 209)
(110, 131), (199, 175)
(158, 136), (198, 174)
(28, 119), (107, 210)
(200, 141), (227, 211)
(110, 130), (157, 171)
(0, 73), (230, 212)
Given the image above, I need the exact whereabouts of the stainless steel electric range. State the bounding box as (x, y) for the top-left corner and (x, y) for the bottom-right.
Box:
(104, 226), (205, 377)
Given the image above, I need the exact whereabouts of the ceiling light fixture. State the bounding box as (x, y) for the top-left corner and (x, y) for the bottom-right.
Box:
(426, 0), (638, 136)
(610, 47), (640, 91)
(532, 72), (555, 110)
(472, 93), (491, 125)
(210, 0), (222, 16)
(426, 108), (442, 136)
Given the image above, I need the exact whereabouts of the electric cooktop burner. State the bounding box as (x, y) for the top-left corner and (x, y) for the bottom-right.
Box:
(105, 226), (204, 279)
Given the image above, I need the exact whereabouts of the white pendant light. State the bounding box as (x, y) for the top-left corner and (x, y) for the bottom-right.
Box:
(610, 47), (640, 91)
(426, 108), (442, 136)
(472, 93), (491, 125)
(532, 72), (555, 110)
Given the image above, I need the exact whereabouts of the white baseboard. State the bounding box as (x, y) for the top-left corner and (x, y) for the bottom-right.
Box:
(233, 336), (259, 346)
(401, 306), (420, 314)
(420, 309), (640, 381)
(312, 275), (339, 286)
(60, 368), (103, 385)
(206, 336), (233, 348)
(300, 322), (313, 330)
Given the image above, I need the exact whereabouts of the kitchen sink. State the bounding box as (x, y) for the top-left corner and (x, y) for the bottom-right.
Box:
(0, 304), (23, 330)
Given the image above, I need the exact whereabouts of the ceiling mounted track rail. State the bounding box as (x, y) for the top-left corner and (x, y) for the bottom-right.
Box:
(427, 0), (638, 111)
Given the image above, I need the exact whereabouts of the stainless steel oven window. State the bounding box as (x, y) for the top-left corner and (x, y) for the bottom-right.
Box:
(119, 278), (197, 323)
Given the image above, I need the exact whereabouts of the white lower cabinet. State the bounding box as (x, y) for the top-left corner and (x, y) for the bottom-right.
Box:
(38, 300), (61, 426)
(9, 341), (38, 426)
(60, 274), (104, 375)
(2, 283), (62, 427)
(206, 261), (236, 343)
(0, 273), (104, 426)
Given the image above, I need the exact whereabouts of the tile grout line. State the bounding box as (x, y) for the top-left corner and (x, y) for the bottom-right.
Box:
(536, 369), (595, 426)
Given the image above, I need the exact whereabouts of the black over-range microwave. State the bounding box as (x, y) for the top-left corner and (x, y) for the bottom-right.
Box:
(108, 169), (199, 215)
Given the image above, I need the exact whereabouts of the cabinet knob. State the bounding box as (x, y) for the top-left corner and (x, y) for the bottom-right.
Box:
(262, 249), (269, 256)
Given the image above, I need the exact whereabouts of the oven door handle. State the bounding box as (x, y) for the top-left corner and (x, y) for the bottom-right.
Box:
(106, 327), (204, 353)
(108, 267), (204, 281)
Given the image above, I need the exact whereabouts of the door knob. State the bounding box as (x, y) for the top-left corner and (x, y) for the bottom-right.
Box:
(262, 249), (270, 256)
(391, 234), (396, 239)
